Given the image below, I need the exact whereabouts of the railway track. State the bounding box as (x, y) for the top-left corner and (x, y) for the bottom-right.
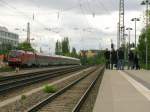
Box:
(0, 65), (79, 83)
(0, 65), (86, 94)
(27, 66), (104, 112)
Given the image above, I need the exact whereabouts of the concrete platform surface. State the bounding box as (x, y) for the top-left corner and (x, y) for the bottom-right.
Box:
(93, 70), (150, 112)
(124, 70), (150, 89)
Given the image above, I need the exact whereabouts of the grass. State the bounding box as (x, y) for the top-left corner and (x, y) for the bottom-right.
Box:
(21, 95), (27, 100)
(43, 85), (57, 93)
(140, 64), (150, 70)
(0, 66), (14, 73)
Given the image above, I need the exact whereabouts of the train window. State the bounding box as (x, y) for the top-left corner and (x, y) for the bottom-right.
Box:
(9, 51), (17, 58)
(9, 51), (21, 58)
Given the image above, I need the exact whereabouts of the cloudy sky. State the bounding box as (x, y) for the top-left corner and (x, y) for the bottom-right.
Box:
(0, 0), (146, 54)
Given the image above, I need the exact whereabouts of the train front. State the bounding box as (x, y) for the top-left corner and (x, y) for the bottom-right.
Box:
(8, 50), (22, 67)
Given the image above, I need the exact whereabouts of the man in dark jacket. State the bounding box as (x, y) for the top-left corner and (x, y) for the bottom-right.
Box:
(128, 50), (134, 69)
(110, 48), (117, 69)
(134, 52), (140, 70)
(117, 48), (124, 70)
(104, 48), (110, 69)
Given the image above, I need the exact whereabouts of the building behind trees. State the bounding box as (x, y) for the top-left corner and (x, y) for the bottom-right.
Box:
(0, 26), (19, 54)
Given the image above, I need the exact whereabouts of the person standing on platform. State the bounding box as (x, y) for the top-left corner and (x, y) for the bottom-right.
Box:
(134, 52), (140, 70)
(104, 48), (110, 69)
(128, 50), (134, 70)
(110, 48), (117, 70)
(117, 47), (124, 70)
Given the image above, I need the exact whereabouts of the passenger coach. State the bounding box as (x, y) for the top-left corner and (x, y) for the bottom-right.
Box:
(8, 50), (80, 67)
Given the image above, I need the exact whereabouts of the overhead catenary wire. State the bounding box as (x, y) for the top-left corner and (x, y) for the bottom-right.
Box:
(0, 0), (48, 28)
(80, 0), (118, 48)
(78, 1), (88, 50)
(95, 0), (111, 14)
(0, 0), (117, 48)
(107, 0), (118, 10)
(86, 0), (95, 15)
(0, 0), (115, 30)
(28, 0), (83, 36)
(78, 0), (102, 50)
(0, 0), (82, 37)
(0, 0), (79, 30)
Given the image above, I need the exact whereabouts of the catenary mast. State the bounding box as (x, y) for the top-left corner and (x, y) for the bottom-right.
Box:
(118, 0), (125, 48)
(27, 22), (30, 44)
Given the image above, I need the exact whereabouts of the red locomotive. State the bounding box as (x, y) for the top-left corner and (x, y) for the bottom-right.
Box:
(8, 50), (80, 67)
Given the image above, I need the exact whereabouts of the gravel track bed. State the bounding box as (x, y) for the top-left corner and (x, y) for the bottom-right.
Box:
(38, 67), (99, 112)
(79, 68), (104, 112)
(0, 67), (96, 112)
(0, 69), (83, 102)
(0, 66), (70, 77)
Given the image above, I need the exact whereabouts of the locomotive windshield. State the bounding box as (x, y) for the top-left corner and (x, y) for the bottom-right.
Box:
(9, 51), (21, 58)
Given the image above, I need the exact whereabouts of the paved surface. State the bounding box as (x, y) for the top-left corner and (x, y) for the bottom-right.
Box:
(0, 66), (70, 77)
(93, 70), (150, 112)
(124, 70), (150, 89)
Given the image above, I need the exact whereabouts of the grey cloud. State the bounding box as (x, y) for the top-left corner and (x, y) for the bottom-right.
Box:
(0, 0), (143, 52)
(5, 0), (142, 15)
(125, 0), (142, 11)
(58, 25), (116, 51)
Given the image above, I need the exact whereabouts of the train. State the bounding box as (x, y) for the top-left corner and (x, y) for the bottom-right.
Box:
(8, 50), (80, 67)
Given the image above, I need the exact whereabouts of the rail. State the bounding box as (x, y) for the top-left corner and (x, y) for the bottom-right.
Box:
(27, 66), (104, 112)
(72, 66), (104, 112)
(0, 65), (79, 82)
(0, 66), (86, 94)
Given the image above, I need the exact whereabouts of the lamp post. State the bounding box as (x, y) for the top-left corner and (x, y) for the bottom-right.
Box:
(124, 33), (128, 61)
(131, 18), (140, 48)
(126, 27), (133, 50)
(141, 0), (150, 69)
(0, 42), (2, 54)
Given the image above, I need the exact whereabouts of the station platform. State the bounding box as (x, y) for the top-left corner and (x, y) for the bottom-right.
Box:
(93, 70), (150, 112)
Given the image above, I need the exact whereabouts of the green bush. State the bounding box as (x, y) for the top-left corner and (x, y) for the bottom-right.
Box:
(140, 62), (150, 70)
(0, 66), (14, 72)
(43, 85), (57, 93)
(21, 95), (27, 100)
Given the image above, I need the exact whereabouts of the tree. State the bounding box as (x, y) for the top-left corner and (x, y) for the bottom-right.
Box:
(55, 40), (62, 55)
(138, 27), (150, 69)
(55, 38), (78, 58)
(80, 51), (88, 65)
(55, 40), (59, 55)
(0, 43), (13, 54)
(62, 37), (70, 55)
(17, 42), (35, 52)
(71, 47), (78, 58)
(79, 50), (105, 65)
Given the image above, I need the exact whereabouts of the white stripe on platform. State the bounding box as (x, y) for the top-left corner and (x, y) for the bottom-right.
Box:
(119, 71), (150, 101)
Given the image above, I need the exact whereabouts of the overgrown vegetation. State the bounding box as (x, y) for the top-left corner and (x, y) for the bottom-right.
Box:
(21, 95), (27, 100)
(17, 42), (35, 52)
(80, 51), (105, 65)
(55, 37), (78, 58)
(43, 85), (57, 93)
(138, 27), (150, 69)
(0, 43), (14, 55)
(0, 66), (14, 72)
